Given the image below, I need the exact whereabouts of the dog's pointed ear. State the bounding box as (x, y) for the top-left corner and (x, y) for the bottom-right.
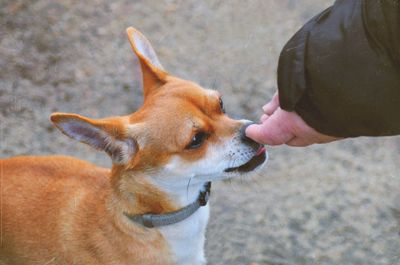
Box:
(50, 113), (136, 165)
(126, 27), (167, 99)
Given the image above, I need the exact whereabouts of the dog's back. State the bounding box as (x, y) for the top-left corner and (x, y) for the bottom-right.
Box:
(0, 156), (109, 264)
(1, 156), (173, 265)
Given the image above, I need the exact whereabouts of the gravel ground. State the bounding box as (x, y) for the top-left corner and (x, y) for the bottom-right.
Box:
(1, 0), (400, 264)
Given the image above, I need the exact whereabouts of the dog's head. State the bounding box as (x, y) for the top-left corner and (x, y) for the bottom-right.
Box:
(51, 28), (267, 189)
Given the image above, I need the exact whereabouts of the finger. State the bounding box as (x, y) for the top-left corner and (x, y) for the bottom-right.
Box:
(245, 123), (271, 145)
(246, 123), (292, 146)
(262, 92), (279, 115)
(260, 114), (269, 123)
(246, 110), (294, 145)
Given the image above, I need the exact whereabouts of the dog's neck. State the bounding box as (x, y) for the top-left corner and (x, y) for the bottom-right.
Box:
(150, 176), (209, 265)
(111, 168), (206, 211)
(110, 168), (209, 265)
(151, 179), (206, 208)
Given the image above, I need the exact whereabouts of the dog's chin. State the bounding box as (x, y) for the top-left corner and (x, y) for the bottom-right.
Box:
(192, 147), (268, 182)
(223, 147), (267, 176)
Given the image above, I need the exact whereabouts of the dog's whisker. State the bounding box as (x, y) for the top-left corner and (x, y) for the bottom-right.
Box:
(186, 176), (193, 201)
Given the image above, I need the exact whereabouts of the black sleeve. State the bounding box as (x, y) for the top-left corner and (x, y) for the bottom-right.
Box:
(277, 0), (400, 137)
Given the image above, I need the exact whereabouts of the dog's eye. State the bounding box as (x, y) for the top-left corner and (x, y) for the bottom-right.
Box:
(219, 97), (225, 113)
(186, 132), (208, 149)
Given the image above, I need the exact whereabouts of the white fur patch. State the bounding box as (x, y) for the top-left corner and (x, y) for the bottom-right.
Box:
(149, 132), (267, 264)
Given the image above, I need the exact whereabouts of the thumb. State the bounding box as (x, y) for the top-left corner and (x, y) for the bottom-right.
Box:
(246, 109), (296, 145)
(245, 123), (267, 144)
(246, 122), (290, 145)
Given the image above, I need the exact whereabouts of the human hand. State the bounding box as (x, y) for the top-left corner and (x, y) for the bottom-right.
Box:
(245, 92), (341, 146)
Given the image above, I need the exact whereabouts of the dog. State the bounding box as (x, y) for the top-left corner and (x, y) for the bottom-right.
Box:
(0, 27), (267, 265)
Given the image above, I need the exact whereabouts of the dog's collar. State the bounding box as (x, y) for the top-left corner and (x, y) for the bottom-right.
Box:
(124, 182), (211, 228)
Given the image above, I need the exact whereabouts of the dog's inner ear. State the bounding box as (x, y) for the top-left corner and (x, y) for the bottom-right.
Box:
(51, 113), (136, 164)
(126, 27), (167, 99)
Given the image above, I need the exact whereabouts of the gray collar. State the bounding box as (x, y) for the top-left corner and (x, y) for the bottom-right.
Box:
(124, 182), (211, 228)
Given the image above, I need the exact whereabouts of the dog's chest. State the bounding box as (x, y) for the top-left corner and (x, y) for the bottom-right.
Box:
(159, 205), (209, 265)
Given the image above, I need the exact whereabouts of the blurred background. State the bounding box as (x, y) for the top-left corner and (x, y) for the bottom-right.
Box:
(1, 0), (400, 264)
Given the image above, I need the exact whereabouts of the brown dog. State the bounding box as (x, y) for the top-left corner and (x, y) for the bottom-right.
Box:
(0, 27), (267, 265)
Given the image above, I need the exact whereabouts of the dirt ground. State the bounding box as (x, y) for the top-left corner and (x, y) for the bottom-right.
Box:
(1, 0), (400, 264)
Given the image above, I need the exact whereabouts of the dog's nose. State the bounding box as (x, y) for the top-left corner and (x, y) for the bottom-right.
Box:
(239, 122), (259, 147)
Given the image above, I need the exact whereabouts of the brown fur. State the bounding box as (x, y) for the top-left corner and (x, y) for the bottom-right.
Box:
(0, 156), (174, 264)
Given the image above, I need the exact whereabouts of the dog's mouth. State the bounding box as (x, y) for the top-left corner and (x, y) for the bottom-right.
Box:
(224, 146), (267, 173)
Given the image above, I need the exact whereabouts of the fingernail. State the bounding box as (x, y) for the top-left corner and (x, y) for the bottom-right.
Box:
(262, 105), (268, 112)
